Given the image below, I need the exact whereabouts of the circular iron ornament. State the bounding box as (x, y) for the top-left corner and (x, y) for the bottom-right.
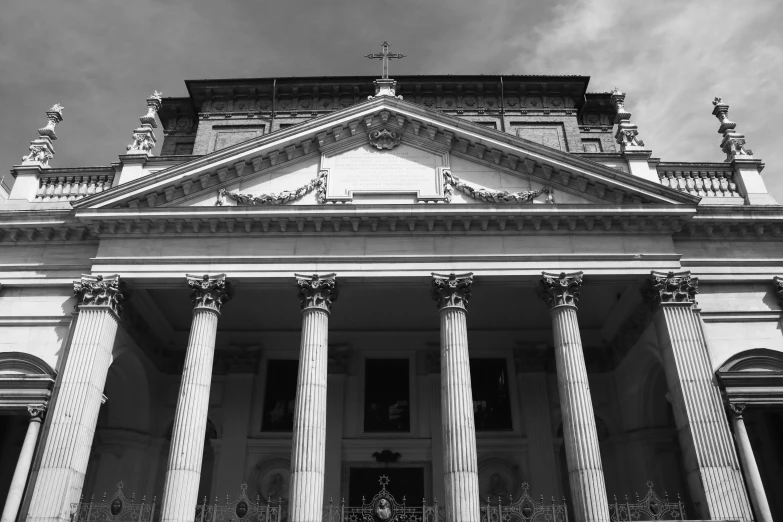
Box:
(110, 499), (122, 516)
(236, 501), (248, 518)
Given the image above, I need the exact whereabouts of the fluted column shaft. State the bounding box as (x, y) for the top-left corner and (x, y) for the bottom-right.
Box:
(647, 270), (752, 520)
(160, 308), (219, 522)
(654, 304), (753, 520)
(26, 308), (118, 522)
(729, 405), (772, 522)
(289, 273), (337, 522)
(431, 272), (479, 522)
(27, 275), (123, 522)
(537, 272), (608, 522)
(289, 307), (330, 522)
(550, 305), (609, 522)
(439, 305), (480, 522)
(160, 274), (230, 522)
(2, 407), (45, 522)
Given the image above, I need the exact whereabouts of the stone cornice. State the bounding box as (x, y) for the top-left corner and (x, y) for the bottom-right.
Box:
(71, 97), (698, 210)
(1, 203), (783, 242)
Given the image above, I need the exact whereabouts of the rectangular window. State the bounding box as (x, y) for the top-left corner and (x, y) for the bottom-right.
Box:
(364, 359), (410, 432)
(470, 359), (512, 431)
(262, 360), (298, 431)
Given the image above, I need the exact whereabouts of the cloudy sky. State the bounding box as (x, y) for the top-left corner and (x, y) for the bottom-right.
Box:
(2, 0), (781, 200)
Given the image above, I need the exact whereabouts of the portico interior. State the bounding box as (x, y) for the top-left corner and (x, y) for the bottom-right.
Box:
(65, 274), (685, 512)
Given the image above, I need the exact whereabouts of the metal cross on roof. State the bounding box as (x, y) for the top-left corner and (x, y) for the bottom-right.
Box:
(365, 42), (406, 79)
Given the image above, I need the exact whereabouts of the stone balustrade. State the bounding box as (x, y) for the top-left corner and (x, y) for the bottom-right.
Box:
(35, 173), (114, 201)
(657, 167), (739, 198)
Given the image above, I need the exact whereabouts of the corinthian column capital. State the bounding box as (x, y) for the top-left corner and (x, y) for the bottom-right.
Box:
(73, 274), (123, 314)
(774, 276), (783, 308)
(431, 272), (473, 311)
(295, 273), (338, 312)
(186, 273), (231, 312)
(729, 402), (747, 418)
(537, 271), (582, 309)
(27, 404), (46, 420)
(647, 270), (698, 307)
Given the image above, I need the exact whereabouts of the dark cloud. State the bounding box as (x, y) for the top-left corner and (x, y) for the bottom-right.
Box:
(2, 0), (781, 200)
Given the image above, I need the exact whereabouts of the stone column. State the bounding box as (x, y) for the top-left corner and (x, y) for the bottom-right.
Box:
(27, 275), (123, 522)
(648, 271), (753, 521)
(431, 272), (480, 522)
(160, 274), (231, 522)
(728, 404), (773, 522)
(289, 273), (338, 522)
(537, 272), (609, 522)
(1, 406), (46, 522)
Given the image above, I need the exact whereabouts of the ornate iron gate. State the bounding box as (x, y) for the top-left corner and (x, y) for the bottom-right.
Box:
(71, 483), (156, 522)
(608, 482), (685, 521)
(479, 483), (568, 522)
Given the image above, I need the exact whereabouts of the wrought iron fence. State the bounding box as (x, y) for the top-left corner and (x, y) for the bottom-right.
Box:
(322, 475), (442, 522)
(480, 483), (568, 522)
(71, 482), (156, 522)
(609, 481), (685, 521)
(194, 485), (286, 522)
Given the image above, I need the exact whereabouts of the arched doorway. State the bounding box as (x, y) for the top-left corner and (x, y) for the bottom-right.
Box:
(717, 348), (783, 521)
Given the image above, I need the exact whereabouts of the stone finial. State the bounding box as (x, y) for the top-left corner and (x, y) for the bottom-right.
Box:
(712, 97), (753, 161)
(21, 104), (64, 168)
(610, 89), (644, 152)
(431, 272), (473, 310)
(295, 273), (338, 311)
(126, 91), (162, 155)
(73, 274), (123, 313)
(186, 274), (231, 312)
(537, 271), (583, 309)
(646, 270), (698, 307)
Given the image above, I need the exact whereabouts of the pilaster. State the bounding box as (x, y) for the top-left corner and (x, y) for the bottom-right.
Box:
(431, 272), (480, 522)
(647, 270), (753, 521)
(160, 274), (230, 522)
(26, 275), (123, 522)
(289, 273), (337, 522)
(537, 272), (609, 522)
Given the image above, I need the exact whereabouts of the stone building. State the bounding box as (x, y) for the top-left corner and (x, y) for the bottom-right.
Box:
(1, 52), (782, 522)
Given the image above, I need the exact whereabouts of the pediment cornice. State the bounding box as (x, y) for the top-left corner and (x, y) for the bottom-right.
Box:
(73, 97), (699, 211)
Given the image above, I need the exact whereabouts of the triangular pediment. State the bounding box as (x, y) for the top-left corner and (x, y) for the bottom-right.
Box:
(73, 96), (699, 211)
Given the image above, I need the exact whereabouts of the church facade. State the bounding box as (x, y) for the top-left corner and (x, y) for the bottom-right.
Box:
(1, 60), (782, 522)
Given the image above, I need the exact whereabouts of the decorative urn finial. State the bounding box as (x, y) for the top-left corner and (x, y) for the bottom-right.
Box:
(610, 89), (644, 152)
(712, 97), (753, 161)
(126, 91), (163, 155)
(21, 104), (64, 168)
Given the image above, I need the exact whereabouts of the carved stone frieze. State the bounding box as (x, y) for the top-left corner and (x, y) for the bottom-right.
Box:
(537, 271), (582, 309)
(217, 170), (326, 206)
(431, 272), (473, 310)
(443, 170), (552, 204)
(368, 128), (402, 150)
(186, 273), (231, 312)
(295, 273), (338, 311)
(73, 274), (123, 313)
(646, 270), (698, 307)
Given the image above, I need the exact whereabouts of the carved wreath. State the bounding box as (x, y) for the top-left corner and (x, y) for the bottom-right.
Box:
(443, 170), (552, 204)
(217, 170), (327, 205)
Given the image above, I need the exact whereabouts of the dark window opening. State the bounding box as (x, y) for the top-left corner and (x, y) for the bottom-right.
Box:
(262, 360), (298, 431)
(470, 358), (512, 431)
(364, 359), (410, 432)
